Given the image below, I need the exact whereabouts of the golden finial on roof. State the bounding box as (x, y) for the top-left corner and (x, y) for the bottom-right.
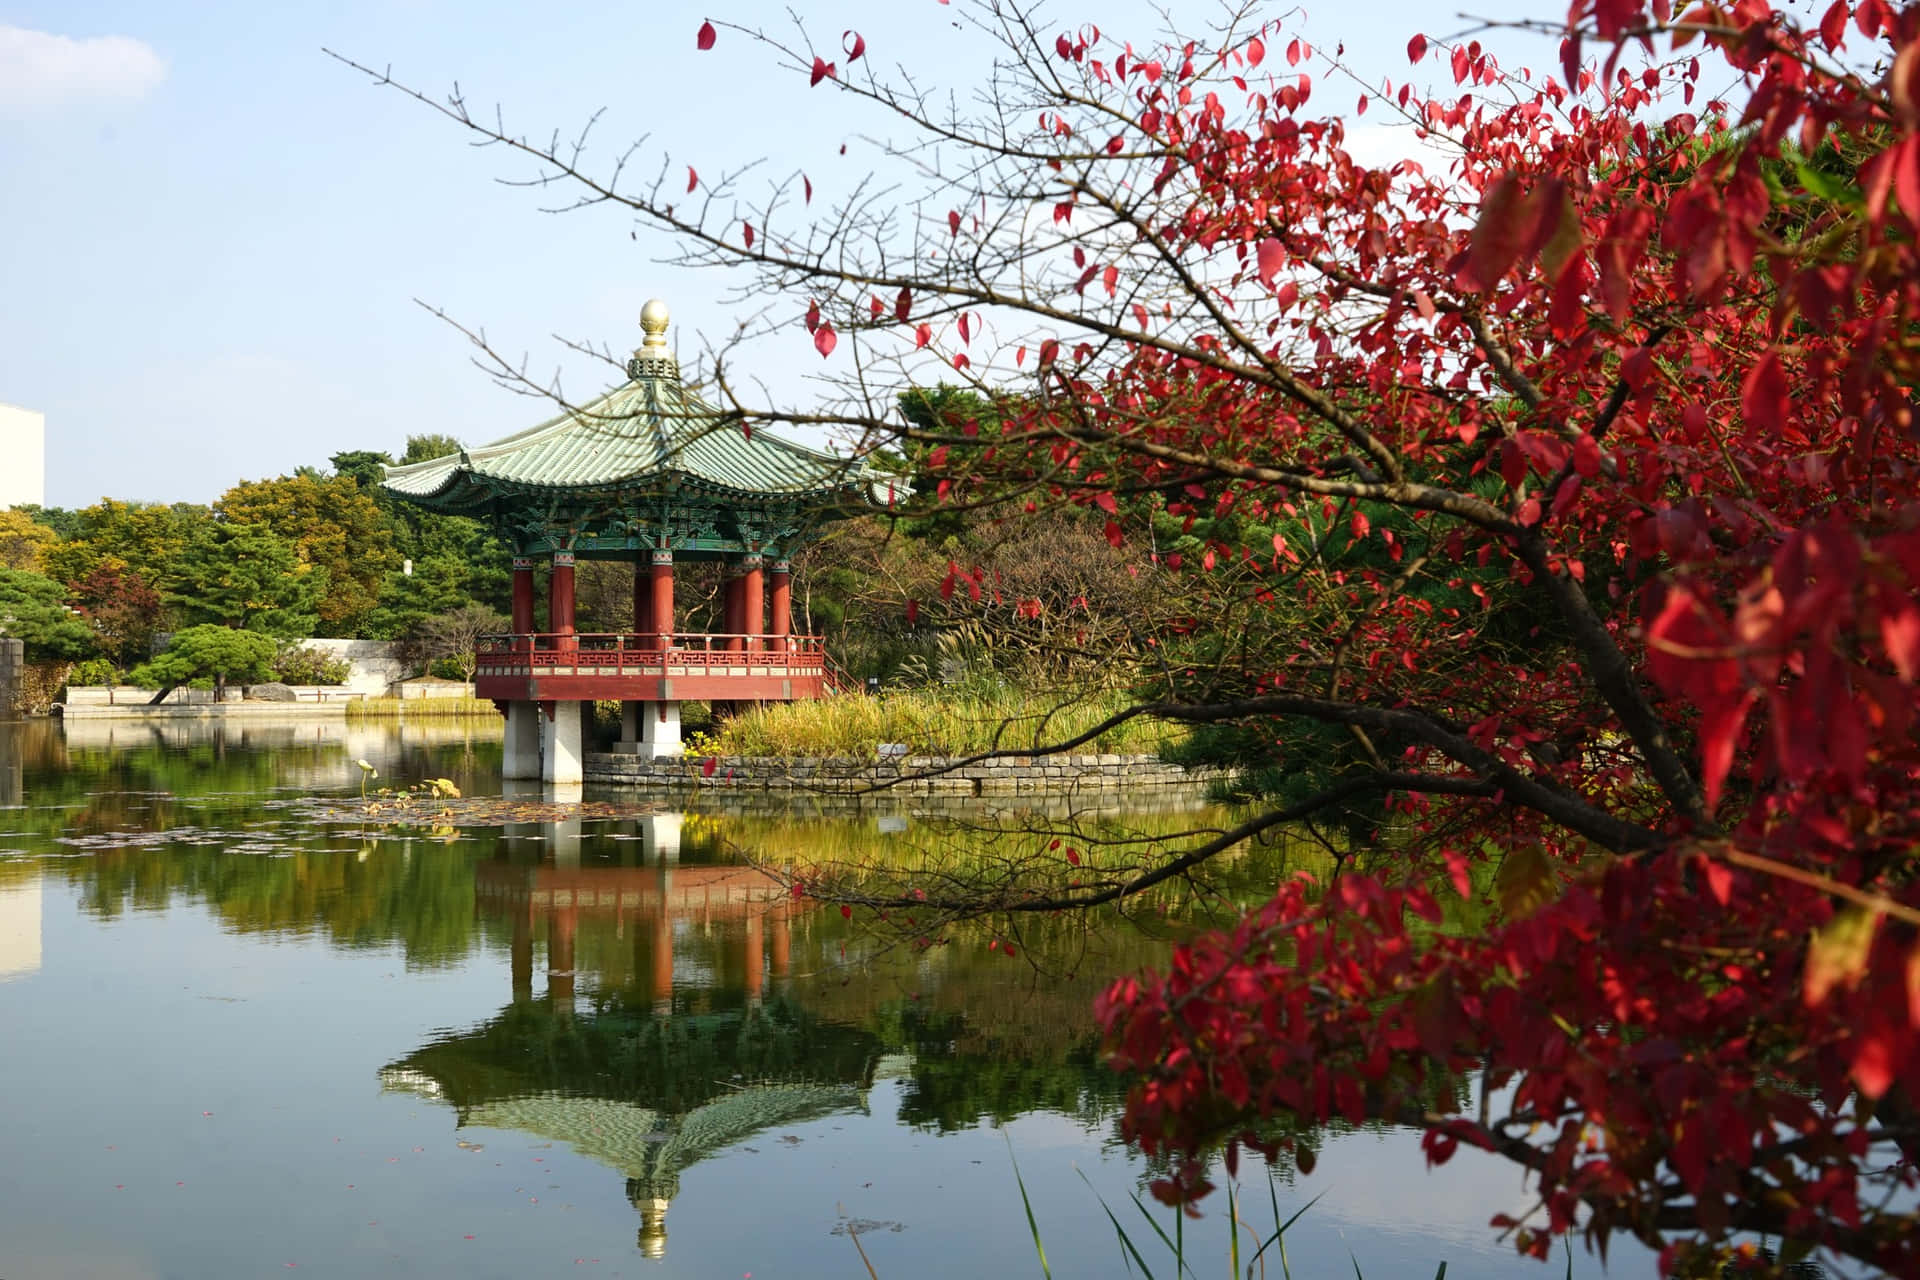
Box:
(629, 299), (679, 379)
(640, 299), (671, 348)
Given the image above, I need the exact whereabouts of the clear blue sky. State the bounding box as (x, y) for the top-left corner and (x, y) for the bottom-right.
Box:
(1, 0), (1539, 509)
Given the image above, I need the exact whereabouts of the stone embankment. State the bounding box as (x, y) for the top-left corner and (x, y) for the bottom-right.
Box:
(585, 752), (1230, 796)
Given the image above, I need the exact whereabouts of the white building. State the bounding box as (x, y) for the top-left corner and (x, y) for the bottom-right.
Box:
(0, 403), (47, 509)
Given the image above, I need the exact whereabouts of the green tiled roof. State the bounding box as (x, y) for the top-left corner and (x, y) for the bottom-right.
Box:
(381, 313), (899, 512)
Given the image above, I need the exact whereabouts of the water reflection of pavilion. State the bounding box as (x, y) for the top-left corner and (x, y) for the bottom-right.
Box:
(479, 815), (798, 1014)
(383, 817), (882, 1258)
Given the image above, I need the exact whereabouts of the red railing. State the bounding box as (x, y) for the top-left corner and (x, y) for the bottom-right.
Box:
(476, 632), (828, 675)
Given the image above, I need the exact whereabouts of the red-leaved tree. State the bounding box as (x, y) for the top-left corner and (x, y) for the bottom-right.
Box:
(345, 0), (1920, 1269)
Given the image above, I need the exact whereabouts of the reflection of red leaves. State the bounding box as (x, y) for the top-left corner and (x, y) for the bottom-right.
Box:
(840, 904), (852, 919)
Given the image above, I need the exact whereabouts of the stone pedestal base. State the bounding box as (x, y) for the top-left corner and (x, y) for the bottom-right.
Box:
(541, 700), (584, 786)
(503, 700), (541, 780)
(614, 701), (682, 759)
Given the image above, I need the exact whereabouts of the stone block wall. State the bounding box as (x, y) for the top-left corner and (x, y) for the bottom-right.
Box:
(584, 751), (1230, 797)
(0, 639), (21, 717)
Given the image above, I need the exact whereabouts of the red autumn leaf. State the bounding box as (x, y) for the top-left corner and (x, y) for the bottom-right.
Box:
(1881, 599), (1920, 681)
(696, 20), (716, 50)
(813, 323), (837, 357)
(700, 756), (717, 777)
(1255, 238), (1285, 284)
(1457, 174), (1528, 291)
(1740, 350), (1787, 435)
(840, 903), (853, 919)
(804, 299), (820, 333)
(1407, 33), (1428, 63)
(1247, 36), (1265, 67)
(1104, 520), (1124, 548)
(742, 221), (755, 249)
(948, 209), (962, 236)
(894, 287), (912, 322)
(1571, 433), (1603, 478)
(843, 30), (866, 61)
(809, 57), (836, 86)
(804, 175), (813, 204)
(685, 166), (698, 193)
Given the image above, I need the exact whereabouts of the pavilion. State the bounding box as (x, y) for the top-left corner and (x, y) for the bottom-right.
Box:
(381, 300), (899, 784)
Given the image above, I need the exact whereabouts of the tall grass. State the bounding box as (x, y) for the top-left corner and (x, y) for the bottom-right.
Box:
(343, 696), (501, 722)
(851, 1147), (1460, 1280)
(707, 684), (1178, 758)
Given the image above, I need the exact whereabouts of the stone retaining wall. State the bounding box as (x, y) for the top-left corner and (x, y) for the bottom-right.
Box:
(0, 639), (21, 717)
(585, 751), (1229, 796)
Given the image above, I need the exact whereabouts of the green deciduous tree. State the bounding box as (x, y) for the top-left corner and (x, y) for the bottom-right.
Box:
(0, 510), (59, 574)
(40, 499), (210, 593)
(216, 473), (399, 635)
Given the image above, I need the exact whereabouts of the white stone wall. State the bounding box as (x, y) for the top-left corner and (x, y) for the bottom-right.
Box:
(294, 638), (410, 696)
(0, 403), (46, 510)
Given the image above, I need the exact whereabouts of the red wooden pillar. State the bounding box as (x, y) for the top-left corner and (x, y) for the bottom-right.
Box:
(741, 554), (765, 651)
(550, 551), (577, 652)
(511, 557), (536, 643)
(722, 563), (744, 652)
(649, 550), (674, 647)
(769, 559), (792, 653)
(632, 558), (654, 644)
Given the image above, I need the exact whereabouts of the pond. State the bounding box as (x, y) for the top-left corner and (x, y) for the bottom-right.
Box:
(0, 718), (1654, 1279)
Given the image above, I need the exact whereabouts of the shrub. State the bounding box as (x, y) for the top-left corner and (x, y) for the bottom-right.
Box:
(66, 657), (120, 688)
(271, 645), (353, 685)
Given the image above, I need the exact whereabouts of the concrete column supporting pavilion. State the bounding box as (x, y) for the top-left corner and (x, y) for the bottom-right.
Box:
(769, 560), (792, 652)
(641, 700), (682, 758)
(541, 700), (584, 786)
(503, 701), (543, 779)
